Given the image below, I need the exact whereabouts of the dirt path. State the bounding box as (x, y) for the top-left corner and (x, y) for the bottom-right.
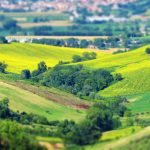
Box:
(39, 142), (64, 150)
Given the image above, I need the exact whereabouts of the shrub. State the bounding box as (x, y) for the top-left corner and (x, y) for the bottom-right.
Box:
(72, 52), (97, 63)
(0, 61), (7, 73)
(72, 55), (82, 63)
(114, 73), (123, 81)
(21, 69), (31, 79)
(146, 48), (150, 54)
(0, 36), (8, 44)
(32, 61), (47, 77)
(65, 120), (101, 145)
(0, 120), (46, 150)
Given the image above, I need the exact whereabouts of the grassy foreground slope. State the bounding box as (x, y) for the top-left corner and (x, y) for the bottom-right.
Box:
(0, 43), (103, 73)
(0, 81), (85, 121)
(80, 45), (150, 97)
(85, 126), (150, 150)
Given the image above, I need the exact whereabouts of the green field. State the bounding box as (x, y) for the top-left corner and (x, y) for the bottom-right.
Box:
(0, 43), (103, 73)
(0, 81), (85, 121)
(127, 92), (150, 114)
(0, 11), (70, 23)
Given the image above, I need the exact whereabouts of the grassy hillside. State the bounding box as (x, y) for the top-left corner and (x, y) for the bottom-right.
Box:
(79, 45), (150, 97)
(1, 43), (150, 115)
(85, 126), (142, 150)
(0, 43), (103, 73)
(85, 126), (150, 150)
(0, 81), (85, 121)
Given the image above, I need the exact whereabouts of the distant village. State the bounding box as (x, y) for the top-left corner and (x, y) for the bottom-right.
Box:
(0, 0), (136, 14)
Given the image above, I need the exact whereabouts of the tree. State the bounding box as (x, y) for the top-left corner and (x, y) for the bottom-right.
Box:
(0, 98), (11, 118)
(65, 120), (101, 145)
(0, 36), (8, 44)
(3, 20), (17, 29)
(82, 52), (97, 60)
(21, 69), (31, 79)
(86, 103), (117, 131)
(94, 38), (105, 49)
(0, 62), (7, 73)
(38, 61), (47, 73)
(72, 52), (97, 63)
(32, 61), (47, 77)
(82, 85), (93, 96)
(66, 38), (79, 47)
(72, 55), (82, 63)
(114, 73), (123, 81)
(146, 48), (150, 54)
(80, 40), (89, 48)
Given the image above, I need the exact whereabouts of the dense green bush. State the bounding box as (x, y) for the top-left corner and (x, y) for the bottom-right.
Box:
(72, 52), (97, 63)
(41, 65), (114, 98)
(57, 102), (119, 145)
(0, 120), (46, 150)
(65, 120), (101, 145)
(86, 102), (120, 131)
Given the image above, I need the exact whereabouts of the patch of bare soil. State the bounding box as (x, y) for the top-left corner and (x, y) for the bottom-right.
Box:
(8, 81), (91, 110)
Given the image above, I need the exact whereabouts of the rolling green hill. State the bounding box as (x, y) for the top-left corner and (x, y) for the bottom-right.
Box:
(79, 45), (150, 97)
(1, 43), (150, 115)
(0, 43), (103, 73)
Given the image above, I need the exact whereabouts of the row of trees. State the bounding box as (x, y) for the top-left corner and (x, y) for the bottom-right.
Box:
(32, 37), (123, 49)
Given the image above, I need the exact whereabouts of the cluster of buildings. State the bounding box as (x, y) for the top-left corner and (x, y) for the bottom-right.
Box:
(0, 0), (136, 13)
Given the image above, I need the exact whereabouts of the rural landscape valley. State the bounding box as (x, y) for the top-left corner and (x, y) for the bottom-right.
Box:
(0, 0), (150, 150)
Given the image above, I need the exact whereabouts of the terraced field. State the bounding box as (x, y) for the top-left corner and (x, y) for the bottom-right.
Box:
(0, 43), (103, 73)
